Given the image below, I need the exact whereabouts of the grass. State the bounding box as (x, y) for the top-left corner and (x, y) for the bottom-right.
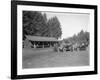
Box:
(22, 48), (89, 69)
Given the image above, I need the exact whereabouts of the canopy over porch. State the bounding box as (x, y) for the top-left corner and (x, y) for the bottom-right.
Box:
(25, 35), (59, 48)
(26, 36), (58, 42)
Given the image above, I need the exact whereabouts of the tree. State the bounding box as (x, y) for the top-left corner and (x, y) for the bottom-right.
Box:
(63, 30), (89, 45)
(47, 16), (62, 39)
(43, 13), (47, 23)
(23, 11), (48, 40)
(77, 30), (89, 43)
(23, 11), (62, 40)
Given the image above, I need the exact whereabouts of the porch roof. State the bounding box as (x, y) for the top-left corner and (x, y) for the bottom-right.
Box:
(26, 35), (58, 42)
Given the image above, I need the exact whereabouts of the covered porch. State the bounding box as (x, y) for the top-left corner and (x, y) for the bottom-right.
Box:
(26, 36), (58, 48)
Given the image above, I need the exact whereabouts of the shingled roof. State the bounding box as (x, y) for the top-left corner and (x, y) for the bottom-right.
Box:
(26, 35), (58, 42)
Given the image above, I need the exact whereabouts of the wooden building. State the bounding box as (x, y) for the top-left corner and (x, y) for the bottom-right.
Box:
(25, 36), (58, 48)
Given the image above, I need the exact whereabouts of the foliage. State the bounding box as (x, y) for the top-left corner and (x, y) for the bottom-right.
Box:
(23, 11), (62, 40)
(23, 11), (48, 40)
(47, 16), (62, 39)
(64, 30), (89, 45)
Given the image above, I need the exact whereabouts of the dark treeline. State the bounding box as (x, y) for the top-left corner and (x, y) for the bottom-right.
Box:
(23, 11), (62, 40)
(63, 30), (89, 45)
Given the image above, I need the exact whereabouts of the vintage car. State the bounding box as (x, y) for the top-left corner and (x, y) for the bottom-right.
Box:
(58, 42), (73, 52)
(79, 43), (87, 51)
(64, 44), (73, 51)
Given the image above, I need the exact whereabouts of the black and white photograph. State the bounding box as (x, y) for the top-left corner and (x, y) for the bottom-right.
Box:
(11, 1), (97, 79)
(22, 11), (90, 69)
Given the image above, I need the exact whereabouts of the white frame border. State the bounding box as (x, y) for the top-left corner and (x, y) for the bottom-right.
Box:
(17, 5), (94, 75)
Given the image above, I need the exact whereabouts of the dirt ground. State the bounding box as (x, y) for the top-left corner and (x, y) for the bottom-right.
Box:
(22, 48), (89, 69)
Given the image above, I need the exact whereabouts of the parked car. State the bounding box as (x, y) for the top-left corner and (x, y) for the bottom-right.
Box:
(65, 44), (73, 51)
(79, 43), (87, 51)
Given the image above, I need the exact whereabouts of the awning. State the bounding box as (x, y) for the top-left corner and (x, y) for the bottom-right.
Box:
(26, 35), (58, 42)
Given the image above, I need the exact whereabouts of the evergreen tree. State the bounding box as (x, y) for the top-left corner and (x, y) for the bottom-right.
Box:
(23, 11), (62, 40)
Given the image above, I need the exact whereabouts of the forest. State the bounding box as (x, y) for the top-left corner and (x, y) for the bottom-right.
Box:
(63, 30), (89, 45)
(23, 11), (62, 40)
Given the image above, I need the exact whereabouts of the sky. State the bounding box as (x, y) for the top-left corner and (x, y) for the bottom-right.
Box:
(42, 11), (90, 40)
